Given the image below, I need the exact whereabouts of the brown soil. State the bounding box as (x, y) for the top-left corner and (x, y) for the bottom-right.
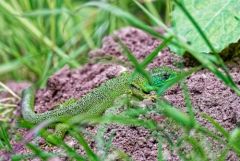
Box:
(0, 27), (240, 161)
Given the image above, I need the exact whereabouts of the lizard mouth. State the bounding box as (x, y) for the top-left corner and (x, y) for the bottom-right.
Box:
(130, 83), (151, 94)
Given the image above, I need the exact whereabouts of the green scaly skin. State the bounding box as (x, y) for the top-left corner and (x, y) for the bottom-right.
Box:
(21, 67), (176, 142)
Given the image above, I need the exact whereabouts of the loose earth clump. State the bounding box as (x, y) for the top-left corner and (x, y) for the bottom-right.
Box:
(0, 27), (240, 161)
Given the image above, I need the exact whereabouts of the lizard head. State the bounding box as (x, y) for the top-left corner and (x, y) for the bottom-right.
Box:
(150, 67), (176, 88)
(129, 67), (176, 94)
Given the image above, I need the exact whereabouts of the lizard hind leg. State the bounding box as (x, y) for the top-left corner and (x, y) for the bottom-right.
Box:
(46, 123), (70, 145)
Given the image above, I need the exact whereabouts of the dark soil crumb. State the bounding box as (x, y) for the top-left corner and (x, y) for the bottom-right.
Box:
(1, 27), (240, 161)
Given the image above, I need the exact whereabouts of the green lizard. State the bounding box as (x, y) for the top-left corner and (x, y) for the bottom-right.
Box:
(21, 67), (194, 142)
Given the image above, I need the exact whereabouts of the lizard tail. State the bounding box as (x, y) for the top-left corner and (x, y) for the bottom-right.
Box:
(21, 87), (39, 124)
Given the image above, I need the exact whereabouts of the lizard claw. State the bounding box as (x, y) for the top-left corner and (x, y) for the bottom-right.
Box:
(144, 94), (157, 102)
(46, 134), (60, 145)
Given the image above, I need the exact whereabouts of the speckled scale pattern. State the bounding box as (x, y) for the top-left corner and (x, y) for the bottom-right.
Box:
(151, 67), (176, 87)
(22, 72), (142, 124)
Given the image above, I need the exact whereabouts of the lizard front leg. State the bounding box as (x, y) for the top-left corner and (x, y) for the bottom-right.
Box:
(46, 123), (70, 145)
(130, 87), (157, 102)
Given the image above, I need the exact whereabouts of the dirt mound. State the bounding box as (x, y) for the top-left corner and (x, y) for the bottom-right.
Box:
(1, 27), (239, 160)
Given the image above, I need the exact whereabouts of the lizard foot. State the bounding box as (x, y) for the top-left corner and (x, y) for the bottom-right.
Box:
(46, 123), (70, 145)
(144, 94), (157, 102)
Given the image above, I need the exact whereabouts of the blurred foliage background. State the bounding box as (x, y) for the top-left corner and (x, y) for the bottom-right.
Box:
(0, 0), (169, 85)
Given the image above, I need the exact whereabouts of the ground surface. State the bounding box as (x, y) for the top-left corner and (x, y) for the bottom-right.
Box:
(0, 27), (240, 161)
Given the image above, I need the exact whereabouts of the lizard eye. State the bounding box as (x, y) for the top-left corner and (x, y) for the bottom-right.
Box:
(162, 73), (171, 80)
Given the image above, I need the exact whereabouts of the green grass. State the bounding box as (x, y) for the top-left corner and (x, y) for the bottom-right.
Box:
(0, 122), (12, 152)
(0, 0), (240, 160)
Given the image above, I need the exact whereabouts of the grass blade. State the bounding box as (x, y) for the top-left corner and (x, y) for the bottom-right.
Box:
(82, 1), (165, 40)
(69, 129), (100, 161)
(115, 36), (152, 84)
(157, 66), (201, 95)
(0, 82), (20, 100)
(181, 81), (195, 122)
(0, 1), (79, 67)
(0, 123), (12, 151)
(140, 36), (173, 68)
(26, 143), (54, 160)
(157, 99), (194, 129)
(201, 113), (229, 139)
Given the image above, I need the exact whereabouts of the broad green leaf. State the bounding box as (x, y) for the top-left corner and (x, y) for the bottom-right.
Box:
(172, 0), (240, 54)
